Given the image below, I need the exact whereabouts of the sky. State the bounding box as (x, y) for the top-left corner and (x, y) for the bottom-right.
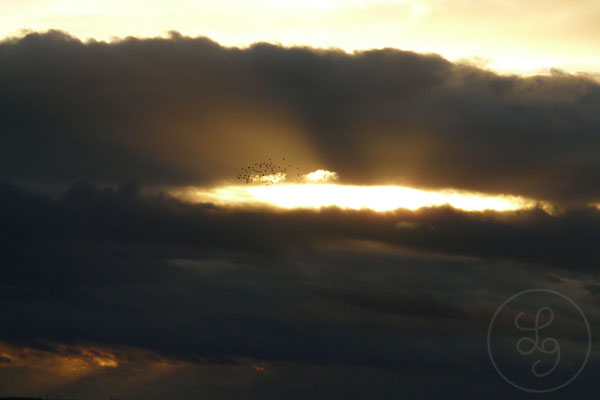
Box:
(2, 0), (600, 75)
(1, 2), (600, 399)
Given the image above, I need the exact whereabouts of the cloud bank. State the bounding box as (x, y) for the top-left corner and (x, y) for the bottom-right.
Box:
(2, 31), (600, 203)
(2, 30), (600, 399)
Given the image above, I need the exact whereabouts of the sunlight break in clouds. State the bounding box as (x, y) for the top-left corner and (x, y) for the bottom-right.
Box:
(174, 170), (538, 212)
(304, 169), (339, 182)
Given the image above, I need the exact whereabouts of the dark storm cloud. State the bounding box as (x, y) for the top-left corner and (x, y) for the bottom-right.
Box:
(312, 288), (487, 320)
(2, 31), (600, 202)
(2, 181), (487, 375)
(3, 181), (600, 276)
(2, 182), (600, 398)
(2, 30), (600, 398)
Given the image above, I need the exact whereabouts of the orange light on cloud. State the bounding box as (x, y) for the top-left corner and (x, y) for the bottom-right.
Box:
(0, 342), (118, 378)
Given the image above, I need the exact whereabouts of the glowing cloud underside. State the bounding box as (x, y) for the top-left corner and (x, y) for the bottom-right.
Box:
(177, 184), (537, 212)
(304, 169), (339, 182)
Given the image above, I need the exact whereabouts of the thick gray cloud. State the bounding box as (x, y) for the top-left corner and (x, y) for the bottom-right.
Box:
(1, 182), (599, 399)
(2, 30), (600, 399)
(3, 180), (600, 271)
(1, 183), (598, 360)
(0, 182), (599, 398)
(2, 31), (600, 202)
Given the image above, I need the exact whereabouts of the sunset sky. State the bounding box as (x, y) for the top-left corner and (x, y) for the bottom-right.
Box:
(3, 0), (600, 74)
(1, 1), (600, 399)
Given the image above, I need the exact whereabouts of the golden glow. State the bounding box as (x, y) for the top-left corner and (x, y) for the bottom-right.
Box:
(175, 183), (537, 212)
(0, 342), (118, 378)
(304, 169), (339, 182)
(2, 0), (599, 75)
(251, 172), (287, 184)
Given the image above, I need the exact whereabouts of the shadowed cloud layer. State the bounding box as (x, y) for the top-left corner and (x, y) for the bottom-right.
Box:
(1, 182), (600, 398)
(3, 29), (600, 399)
(2, 31), (600, 203)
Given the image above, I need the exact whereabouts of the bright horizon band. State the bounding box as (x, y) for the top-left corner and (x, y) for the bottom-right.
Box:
(175, 183), (540, 212)
(2, 0), (600, 75)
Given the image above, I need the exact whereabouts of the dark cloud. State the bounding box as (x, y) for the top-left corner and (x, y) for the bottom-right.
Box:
(2, 30), (600, 398)
(1, 182), (598, 346)
(1, 182), (599, 398)
(2, 31), (600, 202)
(3, 181), (600, 272)
(312, 288), (490, 320)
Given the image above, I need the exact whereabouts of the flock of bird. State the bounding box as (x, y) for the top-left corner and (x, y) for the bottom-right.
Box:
(237, 158), (304, 186)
